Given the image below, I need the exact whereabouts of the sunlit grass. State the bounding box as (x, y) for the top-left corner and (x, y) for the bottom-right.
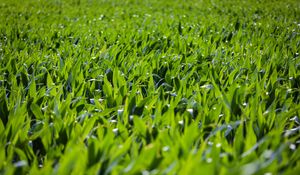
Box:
(0, 0), (300, 174)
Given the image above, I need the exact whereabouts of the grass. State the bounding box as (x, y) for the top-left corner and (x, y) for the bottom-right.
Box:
(0, 0), (300, 174)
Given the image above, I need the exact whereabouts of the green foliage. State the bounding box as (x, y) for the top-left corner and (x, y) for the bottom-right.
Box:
(0, 0), (299, 174)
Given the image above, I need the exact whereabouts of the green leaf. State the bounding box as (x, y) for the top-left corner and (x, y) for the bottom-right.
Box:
(30, 103), (43, 120)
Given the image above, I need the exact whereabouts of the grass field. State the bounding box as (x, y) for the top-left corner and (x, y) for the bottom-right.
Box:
(0, 0), (300, 174)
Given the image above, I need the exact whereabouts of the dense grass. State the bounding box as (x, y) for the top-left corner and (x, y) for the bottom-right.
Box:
(0, 0), (300, 174)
